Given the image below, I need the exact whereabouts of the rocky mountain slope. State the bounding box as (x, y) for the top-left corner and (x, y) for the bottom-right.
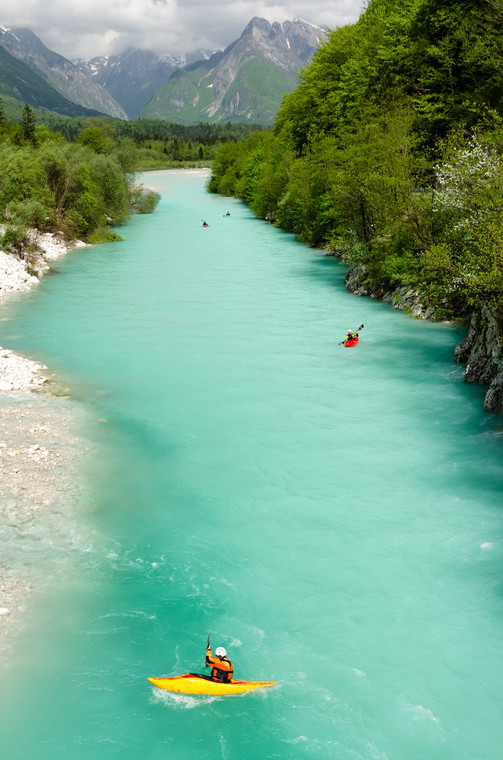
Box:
(76, 48), (211, 119)
(0, 26), (127, 119)
(140, 17), (326, 124)
(0, 44), (104, 118)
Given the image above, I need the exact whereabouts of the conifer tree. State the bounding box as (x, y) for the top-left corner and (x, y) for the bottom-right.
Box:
(20, 103), (36, 145)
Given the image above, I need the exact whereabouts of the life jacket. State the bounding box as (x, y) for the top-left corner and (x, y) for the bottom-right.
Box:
(206, 650), (234, 682)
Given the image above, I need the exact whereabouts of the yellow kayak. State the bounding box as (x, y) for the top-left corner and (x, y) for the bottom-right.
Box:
(148, 673), (277, 695)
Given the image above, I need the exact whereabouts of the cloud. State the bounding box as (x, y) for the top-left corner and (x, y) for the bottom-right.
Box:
(1, 0), (364, 60)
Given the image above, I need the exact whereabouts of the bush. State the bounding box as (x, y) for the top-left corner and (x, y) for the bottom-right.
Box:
(129, 186), (161, 214)
(7, 199), (48, 229)
(0, 225), (29, 253)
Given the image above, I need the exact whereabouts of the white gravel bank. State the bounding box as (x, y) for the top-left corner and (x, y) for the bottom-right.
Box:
(0, 230), (86, 305)
(0, 232), (89, 656)
(0, 232), (86, 390)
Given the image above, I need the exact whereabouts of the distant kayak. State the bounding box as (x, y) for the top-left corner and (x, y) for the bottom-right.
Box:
(148, 673), (277, 695)
(340, 323), (364, 347)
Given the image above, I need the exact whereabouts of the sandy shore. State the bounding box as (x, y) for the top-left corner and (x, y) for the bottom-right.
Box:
(0, 232), (89, 655)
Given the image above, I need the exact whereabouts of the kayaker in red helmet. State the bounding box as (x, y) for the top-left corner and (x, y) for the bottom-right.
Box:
(206, 644), (234, 683)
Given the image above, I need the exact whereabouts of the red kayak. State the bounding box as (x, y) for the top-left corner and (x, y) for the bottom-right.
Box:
(341, 324), (364, 347)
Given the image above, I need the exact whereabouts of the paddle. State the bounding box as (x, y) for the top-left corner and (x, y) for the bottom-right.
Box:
(339, 323), (364, 345)
(204, 633), (211, 668)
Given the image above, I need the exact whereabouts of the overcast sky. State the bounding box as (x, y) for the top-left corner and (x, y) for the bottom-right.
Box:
(1, 1), (365, 61)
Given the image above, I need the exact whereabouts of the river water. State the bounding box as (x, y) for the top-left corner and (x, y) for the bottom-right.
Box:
(1, 170), (502, 760)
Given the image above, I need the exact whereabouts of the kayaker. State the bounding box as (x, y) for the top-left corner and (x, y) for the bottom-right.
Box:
(206, 645), (234, 683)
(346, 329), (358, 342)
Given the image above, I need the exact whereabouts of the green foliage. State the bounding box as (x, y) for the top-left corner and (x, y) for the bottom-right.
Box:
(421, 135), (503, 313)
(0, 145), (52, 209)
(20, 104), (36, 145)
(207, 140), (248, 195)
(7, 198), (47, 228)
(34, 124), (66, 145)
(0, 118), (153, 246)
(78, 126), (108, 154)
(87, 228), (124, 244)
(0, 224), (29, 254)
(129, 186), (161, 214)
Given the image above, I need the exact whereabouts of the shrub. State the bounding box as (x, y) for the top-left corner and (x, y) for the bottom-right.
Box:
(7, 199), (48, 229)
(129, 186), (161, 214)
(0, 225), (29, 253)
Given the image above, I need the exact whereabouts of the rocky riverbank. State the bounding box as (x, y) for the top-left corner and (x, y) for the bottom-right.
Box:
(0, 230), (86, 302)
(454, 303), (503, 413)
(0, 233), (89, 655)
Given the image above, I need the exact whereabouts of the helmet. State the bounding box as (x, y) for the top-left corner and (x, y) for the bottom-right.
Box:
(215, 647), (227, 658)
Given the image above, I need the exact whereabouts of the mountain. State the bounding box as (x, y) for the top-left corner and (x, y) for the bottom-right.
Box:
(139, 17), (326, 124)
(0, 44), (105, 117)
(0, 17), (325, 124)
(0, 26), (127, 119)
(76, 48), (213, 119)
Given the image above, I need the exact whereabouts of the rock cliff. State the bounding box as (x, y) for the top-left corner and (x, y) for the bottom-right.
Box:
(454, 303), (503, 412)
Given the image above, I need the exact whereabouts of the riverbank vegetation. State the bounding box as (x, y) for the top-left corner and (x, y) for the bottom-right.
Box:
(39, 112), (266, 170)
(208, 0), (503, 325)
(0, 100), (161, 248)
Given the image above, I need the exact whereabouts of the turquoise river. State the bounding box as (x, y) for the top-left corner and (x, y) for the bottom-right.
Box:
(1, 170), (502, 760)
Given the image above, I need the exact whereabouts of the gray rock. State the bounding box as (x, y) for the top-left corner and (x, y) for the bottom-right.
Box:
(454, 302), (503, 412)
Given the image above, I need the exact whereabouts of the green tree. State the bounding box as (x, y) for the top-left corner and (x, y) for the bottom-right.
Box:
(422, 135), (503, 313)
(20, 104), (36, 145)
(78, 125), (108, 153)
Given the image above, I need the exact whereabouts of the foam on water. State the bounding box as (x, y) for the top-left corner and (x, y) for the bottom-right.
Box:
(0, 171), (502, 760)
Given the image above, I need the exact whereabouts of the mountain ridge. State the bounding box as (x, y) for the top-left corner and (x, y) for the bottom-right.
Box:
(74, 47), (213, 120)
(140, 17), (326, 124)
(0, 26), (127, 119)
(0, 43), (106, 118)
(0, 17), (326, 125)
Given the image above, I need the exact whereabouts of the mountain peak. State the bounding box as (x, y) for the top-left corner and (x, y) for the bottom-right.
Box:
(139, 16), (326, 125)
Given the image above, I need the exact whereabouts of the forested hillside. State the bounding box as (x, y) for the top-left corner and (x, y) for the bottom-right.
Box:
(209, 0), (503, 325)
